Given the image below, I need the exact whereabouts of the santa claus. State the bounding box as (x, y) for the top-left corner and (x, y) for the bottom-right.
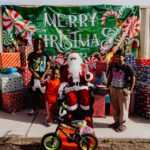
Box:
(58, 52), (94, 120)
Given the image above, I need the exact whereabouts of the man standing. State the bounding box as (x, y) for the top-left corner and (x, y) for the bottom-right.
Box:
(59, 52), (94, 120)
(107, 49), (135, 132)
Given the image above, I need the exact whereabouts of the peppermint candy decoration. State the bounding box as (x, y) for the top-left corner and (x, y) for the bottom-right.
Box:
(55, 57), (66, 66)
(21, 20), (36, 45)
(3, 30), (13, 45)
(101, 10), (119, 26)
(85, 56), (98, 70)
(122, 16), (140, 39)
(3, 9), (24, 34)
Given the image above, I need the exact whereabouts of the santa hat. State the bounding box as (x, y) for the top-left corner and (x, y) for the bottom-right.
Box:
(67, 51), (83, 64)
(67, 51), (80, 59)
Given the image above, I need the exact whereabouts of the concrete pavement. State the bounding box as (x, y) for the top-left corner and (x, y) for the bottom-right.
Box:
(0, 109), (150, 140)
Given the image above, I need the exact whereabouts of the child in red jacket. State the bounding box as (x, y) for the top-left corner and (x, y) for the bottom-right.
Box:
(42, 67), (60, 126)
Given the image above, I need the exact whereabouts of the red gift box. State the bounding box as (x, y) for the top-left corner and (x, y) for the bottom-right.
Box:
(0, 52), (21, 68)
(135, 58), (150, 66)
(93, 95), (105, 117)
(95, 61), (108, 77)
(92, 52), (108, 77)
(18, 67), (32, 89)
(2, 90), (24, 113)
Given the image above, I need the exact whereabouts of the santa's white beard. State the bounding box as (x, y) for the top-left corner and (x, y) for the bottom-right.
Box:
(68, 60), (82, 82)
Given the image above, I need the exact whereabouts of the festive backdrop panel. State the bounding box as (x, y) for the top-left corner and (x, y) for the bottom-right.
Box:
(2, 5), (140, 62)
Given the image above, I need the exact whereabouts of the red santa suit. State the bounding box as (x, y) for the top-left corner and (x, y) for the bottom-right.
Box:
(59, 52), (94, 112)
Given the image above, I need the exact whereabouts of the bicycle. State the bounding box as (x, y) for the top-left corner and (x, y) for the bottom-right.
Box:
(41, 116), (98, 150)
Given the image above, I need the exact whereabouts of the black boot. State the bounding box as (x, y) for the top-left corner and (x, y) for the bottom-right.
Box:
(71, 108), (87, 120)
(81, 109), (92, 120)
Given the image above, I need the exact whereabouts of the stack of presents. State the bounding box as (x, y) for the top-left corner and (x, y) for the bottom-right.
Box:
(92, 57), (111, 118)
(125, 53), (150, 119)
(0, 49), (149, 120)
(92, 53), (150, 120)
(0, 46), (32, 113)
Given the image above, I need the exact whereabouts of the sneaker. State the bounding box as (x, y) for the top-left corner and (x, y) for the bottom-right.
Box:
(115, 125), (127, 132)
(46, 120), (51, 127)
(28, 109), (35, 115)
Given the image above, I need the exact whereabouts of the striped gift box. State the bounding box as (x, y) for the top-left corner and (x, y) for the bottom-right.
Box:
(0, 52), (21, 68)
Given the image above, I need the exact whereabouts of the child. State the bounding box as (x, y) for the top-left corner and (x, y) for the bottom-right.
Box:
(107, 49), (135, 132)
(42, 67), (60, 126)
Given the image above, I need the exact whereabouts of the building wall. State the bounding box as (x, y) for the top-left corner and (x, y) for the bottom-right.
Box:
(0, 0), (150, 6)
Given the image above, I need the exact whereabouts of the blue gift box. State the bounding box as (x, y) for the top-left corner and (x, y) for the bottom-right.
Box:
(0, 72), (23, 93)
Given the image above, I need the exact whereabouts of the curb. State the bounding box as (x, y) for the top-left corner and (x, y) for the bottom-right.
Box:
(0, 137), (150, 145)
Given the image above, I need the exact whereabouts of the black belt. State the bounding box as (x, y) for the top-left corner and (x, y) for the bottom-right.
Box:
(69, 82), (87, 86)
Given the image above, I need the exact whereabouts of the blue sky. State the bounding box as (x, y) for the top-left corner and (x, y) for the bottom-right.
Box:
(0, 0), (150, 6)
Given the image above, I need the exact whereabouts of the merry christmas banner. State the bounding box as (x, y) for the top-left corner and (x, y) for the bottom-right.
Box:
(2, 5), (140, 62)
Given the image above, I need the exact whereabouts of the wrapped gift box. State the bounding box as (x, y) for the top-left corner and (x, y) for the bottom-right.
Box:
(135, 82), (150, 119)
(125, 53), (135, 66)
(18, 67), (32, 89)
(0, 72), (23, 93)
(134, 66), (150, 83)
(93, 95), (105, 117)
(20, 46), (33, 67)
(95, 61), (108, 77)
(2, 90), (24, 113)
(0, 52), (21, 68)
(135, 58), (150, 66)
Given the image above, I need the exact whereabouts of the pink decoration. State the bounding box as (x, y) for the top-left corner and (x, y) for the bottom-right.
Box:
(85, 56), (98, 70)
